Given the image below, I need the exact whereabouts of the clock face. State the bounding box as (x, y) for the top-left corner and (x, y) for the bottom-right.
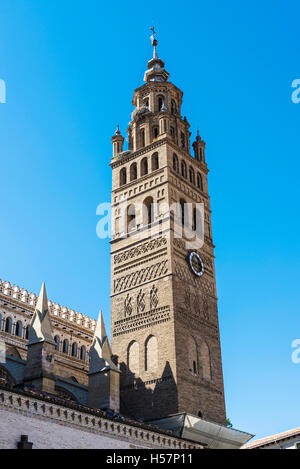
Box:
(187, 251), (204, 277)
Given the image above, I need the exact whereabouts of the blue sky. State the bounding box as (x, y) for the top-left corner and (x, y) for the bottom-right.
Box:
(1, 0), (300, 441)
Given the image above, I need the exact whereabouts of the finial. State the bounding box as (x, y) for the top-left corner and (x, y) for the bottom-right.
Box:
(149, 26), (158, 59)
(115, 124), (121, 135)
(196, 129), (201, 141)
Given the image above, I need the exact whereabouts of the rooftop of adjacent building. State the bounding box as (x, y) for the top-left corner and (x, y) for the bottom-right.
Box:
(242, 427), (300, 449)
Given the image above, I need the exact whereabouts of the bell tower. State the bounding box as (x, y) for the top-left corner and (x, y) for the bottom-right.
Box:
(110, 30), (226, 425)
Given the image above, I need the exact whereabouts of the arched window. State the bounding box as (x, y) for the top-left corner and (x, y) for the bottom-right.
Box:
(173, 154), (179, 172)
(15, 320), (23, 337)
(151, 152), (159, 171)
(181, 132), (186, 148)
(120, 167), (127, 186)
(188, 336), (198, 374)
(200, 340), (212, 381)
(141, 157), (148, 176)
(63, 339), (69, 355)
(127, 340), (139, 376)
(158, 95), (164, 112)
(153, 126), (159, 139)
(145, 335), (158, 372)
(127, 204), (136, 232)
(143, 196), (154, 226)
(197, 172), (203, 191)
(179, 198), (186, 226)
(189, 167), (195, 185)
(25, 326), (29, 340)
(130, 162), (137, 181)
(181, 160), (187, 178)
(80, 345), (86, 361)
(71, 342), (78, 358)
(5, 317), (12, 334)
(171, 100), (177, 115)
(140, 128), (145, 148)
(54, 335), (60, 351)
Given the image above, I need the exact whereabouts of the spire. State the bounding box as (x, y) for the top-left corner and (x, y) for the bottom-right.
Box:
(28, 282), (55, 345)
(89, 311), (119, 374)
(144, 27), (169, 83)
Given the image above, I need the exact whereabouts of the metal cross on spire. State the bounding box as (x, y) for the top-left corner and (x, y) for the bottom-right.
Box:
(149, 26), (158, 59)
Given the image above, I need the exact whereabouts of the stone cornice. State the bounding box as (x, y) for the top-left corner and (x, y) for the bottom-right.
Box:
(0, 385), (201, 449)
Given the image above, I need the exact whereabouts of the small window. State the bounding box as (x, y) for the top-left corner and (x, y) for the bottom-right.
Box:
(181, 161), (187, 178)
(151, 153), (159, 171)
(63, 339), (69, 354)
(120, 167), (127, 186)
(153, 126), (159, 139)
(197, 173), (203, 191)
(193, 360), (197, 374)
(54, 335), (60, 351)
(127, 204), (136, 232)
(141, 157), (148, 176)
(15, 321), (23, 337)
(140, 128), (145, 148)
(189, 167), (195, 185)
(173, 154), (179, 172)
(158, 95), (164, 112)
(170, 126), (175, 139)
(130, 162), (137, 181)
(171, 100), (177, 115)
(5, 317), (12, 334)
(198, 411), (203, 418)
(71, 342), (78, 358)
(181, 132), (185, 148)
(80, 346), (86, 361)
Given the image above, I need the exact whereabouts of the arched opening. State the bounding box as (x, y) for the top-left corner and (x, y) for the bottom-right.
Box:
(198, 410), (203, 418)
(173, 154), (179, 172)
(141, 157), (148, 176)
(25, 326), (29, 340)
(179, 199), (186, 227)
(139, 128), (145, 148)
(188, 336), (198, 375)
(15, 320), (23, 338)
(145, 335), (158, 372)
(197, 172), (203, 191)
(127, 340), (139, 376)
(63, 339), (69, 355)
(5, 317), (12, 334)
(80, 345), (86, 361)
(71, 342), (78, 358)
(151, 152), (159, 171)
(130, 162), (137, 181)
(200, 340), (212, 381)
(171, 100), (177, 115)
(120, 167), (127, 186)
(189, 167), (195, 185)
(181, 160), (187, 178)
(54, 335), (60, 351)
(143, 196), (154, 226)
(181, 132), (186, 148)
(158, 95), (164, 112)
(153, 126), (159, 139)
(127, 204), (136, 232)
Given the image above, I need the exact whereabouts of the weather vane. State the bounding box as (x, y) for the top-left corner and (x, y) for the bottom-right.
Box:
(149, 26), (158, 58)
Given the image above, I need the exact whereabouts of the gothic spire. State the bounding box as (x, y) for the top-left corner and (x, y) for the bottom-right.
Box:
(89, 311), (119, 374)
(28, 282), (55, 345)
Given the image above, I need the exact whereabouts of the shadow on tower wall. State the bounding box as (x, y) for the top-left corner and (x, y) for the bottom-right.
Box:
(118, 360), (178, 421)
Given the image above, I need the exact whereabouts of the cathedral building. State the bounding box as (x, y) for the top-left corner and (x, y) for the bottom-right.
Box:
(0, 32), (252, 449)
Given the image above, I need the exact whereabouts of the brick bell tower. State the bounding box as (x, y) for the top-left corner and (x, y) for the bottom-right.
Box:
(110, 30), (226, 425)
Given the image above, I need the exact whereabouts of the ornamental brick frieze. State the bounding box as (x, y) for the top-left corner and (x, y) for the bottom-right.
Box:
(114, 237), (167, 265)
(113, 260), (168, 293)
(112, 305), (171, 337)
